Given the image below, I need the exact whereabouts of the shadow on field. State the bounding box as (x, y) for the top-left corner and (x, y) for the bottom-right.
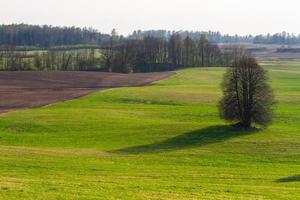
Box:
(276, 175), (300, 183)
(113, 125), (258, 154)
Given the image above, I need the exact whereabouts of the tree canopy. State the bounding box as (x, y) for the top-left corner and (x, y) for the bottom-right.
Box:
(219, 55), (275, 128)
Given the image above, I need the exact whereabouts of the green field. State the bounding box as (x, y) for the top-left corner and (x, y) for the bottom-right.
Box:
(1, 62), (300, 199)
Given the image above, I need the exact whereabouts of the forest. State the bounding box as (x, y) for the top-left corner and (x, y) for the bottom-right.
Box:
(1, 24), (300, 47)
(0, 24), (111, 47)
(0, 32), (234, 72)
(1, 24), (300, 73)
(131, 30), (300, 44)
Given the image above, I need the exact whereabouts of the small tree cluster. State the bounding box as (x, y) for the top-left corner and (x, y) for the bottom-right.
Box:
(103, 34), (223, 73)
(0, 45), (100, 71)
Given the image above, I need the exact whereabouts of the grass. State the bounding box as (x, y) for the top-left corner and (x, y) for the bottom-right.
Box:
(1, 62), (300, 199)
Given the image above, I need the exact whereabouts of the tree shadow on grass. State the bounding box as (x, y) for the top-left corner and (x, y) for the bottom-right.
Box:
(112, 125), (259, 154)
(276, 175), (300, 183)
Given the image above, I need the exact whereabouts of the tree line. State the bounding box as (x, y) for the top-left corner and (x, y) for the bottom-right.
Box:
(253, 32), (300, 44)
(0, 46), (100, 71)
(129, 30), (254, 44)
(102, 34), (234, 73)
(0, 33), (241, 72)
(130, 30), (300, 45)
(0, 24), (111, 47)
(1, 24), (300, 48)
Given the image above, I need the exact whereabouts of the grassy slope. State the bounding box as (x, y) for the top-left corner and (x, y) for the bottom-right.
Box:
(1, 62), (300, 199)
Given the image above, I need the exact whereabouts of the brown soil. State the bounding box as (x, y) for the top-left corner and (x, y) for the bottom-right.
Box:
(0, 71), (175, 114)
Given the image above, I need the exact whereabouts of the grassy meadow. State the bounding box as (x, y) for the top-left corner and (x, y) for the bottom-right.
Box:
(1, 62), (300, 199)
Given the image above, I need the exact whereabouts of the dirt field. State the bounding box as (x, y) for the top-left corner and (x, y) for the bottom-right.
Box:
(253, 51), (300, 61)
(0, 71), (175, 114)
(220, 43), (300, 61)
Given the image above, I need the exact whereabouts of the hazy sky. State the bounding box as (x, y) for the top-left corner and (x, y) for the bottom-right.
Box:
(1, 0), (299, 35)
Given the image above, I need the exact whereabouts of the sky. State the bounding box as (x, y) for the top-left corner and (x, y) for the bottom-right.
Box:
(1, 0), (300, 36)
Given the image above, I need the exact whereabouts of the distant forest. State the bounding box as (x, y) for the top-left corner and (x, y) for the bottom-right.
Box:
(0, 24), (299, 73)
(131, 30), (300, 45)
(133, 30), (300, 45)
(0, 24), (111, 47)
(1, 24), (300, 47)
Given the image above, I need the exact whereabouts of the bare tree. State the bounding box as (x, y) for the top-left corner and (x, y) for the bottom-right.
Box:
(198, 34), (208, 67)
(183, 36), (197, 66)
(219, 55), (275, 129)
(168, 34), (183, 66)
(61, 51), (72, 71)
(0, 47), (3, 70)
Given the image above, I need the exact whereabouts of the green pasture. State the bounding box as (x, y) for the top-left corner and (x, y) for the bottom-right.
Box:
(0, 62), (300, 199)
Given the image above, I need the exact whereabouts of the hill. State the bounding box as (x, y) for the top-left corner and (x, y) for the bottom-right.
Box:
(0, 62), (300, 199)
